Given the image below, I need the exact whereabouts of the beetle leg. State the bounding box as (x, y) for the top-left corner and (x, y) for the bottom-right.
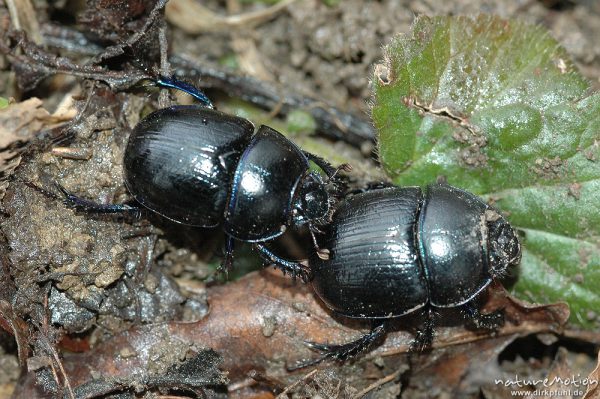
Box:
(288, 321), (388, 370)
(55, 183), (142, 218)
(411, 307), (436, 352)
(326, 163), (353, 183)
(253, 243), (312, 283)
(155, 75), (214, 109)
(303, 151), (336, 176)
(307, 223), (330, 260)
(218, 236), (235, 278)
(303, 151), (351, 181)
(461, 303), (505, 331)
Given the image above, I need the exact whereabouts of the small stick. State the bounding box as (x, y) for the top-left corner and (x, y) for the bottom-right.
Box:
(353, 368), (403, 398)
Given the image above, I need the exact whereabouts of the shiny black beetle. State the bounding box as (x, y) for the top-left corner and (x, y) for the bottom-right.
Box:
(59, 76), (343, 276)
(296, 183), (522, 367)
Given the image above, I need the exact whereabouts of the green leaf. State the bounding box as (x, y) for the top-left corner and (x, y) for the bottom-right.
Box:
(373, 15), (600, 328)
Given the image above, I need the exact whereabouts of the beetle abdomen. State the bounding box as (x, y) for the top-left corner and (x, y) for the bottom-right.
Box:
(124, 106), (254, 226)
(311, 187), (429, 318)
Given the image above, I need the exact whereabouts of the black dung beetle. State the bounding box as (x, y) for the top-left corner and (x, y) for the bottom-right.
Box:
(57, 76), (346, 279)
(294, 183), (521, 367)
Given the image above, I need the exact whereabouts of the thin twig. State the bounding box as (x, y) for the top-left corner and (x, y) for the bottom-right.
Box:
(158, 21), (171, 108)
(33, 24), (376, 148)
(353, 368), (403, 398)
(6, 0), (43, 43)
(170, 55), (375, 147)
(40, 287), (76, 399)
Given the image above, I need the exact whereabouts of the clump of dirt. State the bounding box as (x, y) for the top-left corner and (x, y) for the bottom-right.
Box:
(1, 89), (212, 336)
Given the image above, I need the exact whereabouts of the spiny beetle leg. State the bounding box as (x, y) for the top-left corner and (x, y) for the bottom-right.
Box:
(461, 302), (505, 331)
(410, 307), (436, 352)
(155, 75), (214, 109)
(254, 243), (312, 283)
(303, 151), (337, 177)
(56, 183), (141, 218)
(218, 236), (235, 278)
(288, 321), (388, 370)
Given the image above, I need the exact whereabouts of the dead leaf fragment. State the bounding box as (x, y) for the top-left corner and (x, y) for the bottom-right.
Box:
(165, 0), (298, 34)
(0, 98), (74, 199)
(12, 272), (573, 398)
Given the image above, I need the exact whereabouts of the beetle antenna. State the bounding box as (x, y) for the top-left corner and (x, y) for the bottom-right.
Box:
(308, 222), (330, 260)
(326, 163), (352, 184)
(326, 164), (352, 199)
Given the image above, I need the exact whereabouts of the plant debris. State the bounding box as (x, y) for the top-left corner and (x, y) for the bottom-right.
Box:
(1, 1), (599, 398)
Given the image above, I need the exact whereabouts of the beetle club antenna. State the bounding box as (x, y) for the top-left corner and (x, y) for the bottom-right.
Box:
(308, 222), (330, 260)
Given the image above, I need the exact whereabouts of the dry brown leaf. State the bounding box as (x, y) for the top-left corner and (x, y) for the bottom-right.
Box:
(12, 272), (570, 398)
(0, 98), (74, 159)
(0, 301), (30, 368)
(539, 347), (575, 399)
(0, 97), (74, 198)
(165, 0), (297, 34)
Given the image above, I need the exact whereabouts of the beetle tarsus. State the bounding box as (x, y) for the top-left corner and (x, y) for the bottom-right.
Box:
(302, 152), (350, 185)
(289, 321), (387, 370)
(218, 236), (235, 278)
(56, 183), (141, 218)
(327, 163), (352, 183)
(254, 243), (312, 283)
(23, 180), (60, 200)
(155, 75), (214, 109)
(411, 308), (436, 352)
(316, 248), (330, 260)
(307, 223), (330, 260)
(461, 303), (505, 331)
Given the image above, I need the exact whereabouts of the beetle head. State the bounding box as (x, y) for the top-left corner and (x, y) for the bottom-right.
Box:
(486, 210), (521, 277)
(292, 171), (332, 227)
